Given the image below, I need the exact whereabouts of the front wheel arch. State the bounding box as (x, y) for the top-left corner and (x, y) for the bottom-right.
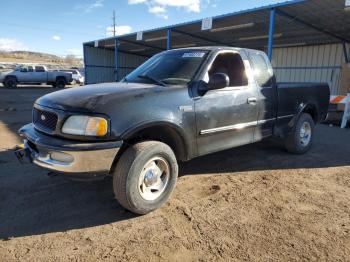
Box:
(120, 122), (190, 162)
(4, 75), (18, 82)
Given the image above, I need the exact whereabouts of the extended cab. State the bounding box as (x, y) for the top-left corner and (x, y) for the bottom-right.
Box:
(16, 47), (330, 214)
(1, 65), (73, 88)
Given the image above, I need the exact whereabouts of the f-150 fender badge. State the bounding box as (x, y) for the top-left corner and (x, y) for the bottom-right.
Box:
(178, 106), (193, 112)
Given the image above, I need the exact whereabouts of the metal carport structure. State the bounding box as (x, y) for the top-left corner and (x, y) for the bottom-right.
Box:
(83, 0), (350, 95)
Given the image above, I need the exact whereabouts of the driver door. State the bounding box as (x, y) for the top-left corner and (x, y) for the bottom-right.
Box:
(195, 50), (259, 156)
(16, 66), (29, 82)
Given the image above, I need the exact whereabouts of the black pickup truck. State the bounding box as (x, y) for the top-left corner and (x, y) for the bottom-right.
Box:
(16, 47), (330, 214)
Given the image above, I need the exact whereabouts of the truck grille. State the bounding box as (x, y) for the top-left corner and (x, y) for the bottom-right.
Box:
(33, 108), (58, 132)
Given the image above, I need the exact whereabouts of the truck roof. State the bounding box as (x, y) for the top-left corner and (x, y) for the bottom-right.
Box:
(165, 46), (260, 53)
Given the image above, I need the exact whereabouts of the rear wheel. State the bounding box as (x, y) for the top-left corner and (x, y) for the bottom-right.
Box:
(4, 77), (17, 88)
(285, 113), (314, 154)
(112, 141), (178, 214)
(55, 78), (66, 89)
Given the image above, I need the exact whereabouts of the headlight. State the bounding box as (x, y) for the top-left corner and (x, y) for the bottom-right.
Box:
(62, 115), (108, 137)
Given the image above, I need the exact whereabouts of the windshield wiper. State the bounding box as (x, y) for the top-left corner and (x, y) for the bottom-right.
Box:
(137, 73), (166, 87)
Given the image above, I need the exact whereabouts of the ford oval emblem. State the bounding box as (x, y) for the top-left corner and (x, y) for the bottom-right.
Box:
(41, 114), (46, 121)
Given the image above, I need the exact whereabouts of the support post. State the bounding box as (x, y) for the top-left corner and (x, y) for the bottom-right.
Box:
(268, 8), (276, 61)
(343, 42), (349, 63)
(83, 44), (87, 84)
(167, 28), (172, 50)
(115, 38), (119, 81)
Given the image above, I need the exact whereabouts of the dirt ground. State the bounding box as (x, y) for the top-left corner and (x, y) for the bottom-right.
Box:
(0, 85), (349, 261)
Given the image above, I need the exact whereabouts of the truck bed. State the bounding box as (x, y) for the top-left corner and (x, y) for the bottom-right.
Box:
(277, 82), (330, 121)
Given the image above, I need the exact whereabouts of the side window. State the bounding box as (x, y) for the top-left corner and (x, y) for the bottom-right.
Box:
(28, 66), (34, 72)
(208, 52), (248, 87)
(249, 52), (272, 87)
(20, 67), (28, 72)
(35, 66), (45, 72)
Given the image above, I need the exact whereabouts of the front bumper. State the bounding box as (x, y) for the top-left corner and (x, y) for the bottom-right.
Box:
(16, 123), (122, 177)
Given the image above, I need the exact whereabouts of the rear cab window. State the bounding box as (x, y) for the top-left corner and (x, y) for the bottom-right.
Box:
(248, 51), (273, 87)
(206, 51), (248, 87)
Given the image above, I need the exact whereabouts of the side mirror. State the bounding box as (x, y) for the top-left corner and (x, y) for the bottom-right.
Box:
(202, 73), (229, 91)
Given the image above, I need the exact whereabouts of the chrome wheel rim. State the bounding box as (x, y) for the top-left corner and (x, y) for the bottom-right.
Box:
(138, 157), (170, 201)
(299, 121), (311, 146)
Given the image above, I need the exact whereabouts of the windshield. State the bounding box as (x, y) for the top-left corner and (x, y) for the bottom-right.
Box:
(124, 50), (209, 86)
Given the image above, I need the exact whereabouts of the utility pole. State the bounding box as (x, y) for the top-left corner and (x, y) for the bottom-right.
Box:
(112, 10), (116, 37)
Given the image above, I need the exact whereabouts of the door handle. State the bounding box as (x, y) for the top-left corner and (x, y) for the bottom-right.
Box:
(247, 97), (257, 104)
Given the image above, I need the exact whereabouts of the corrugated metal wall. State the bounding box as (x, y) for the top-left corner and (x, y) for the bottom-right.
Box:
(272, 43), (349, 95)
(84, 45), (147, 84)
(84, 46), (115, 84)
(84, 43), (348, 95)
(116, 52), (147, 80)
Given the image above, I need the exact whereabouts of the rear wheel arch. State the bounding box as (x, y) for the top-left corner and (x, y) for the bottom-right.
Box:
(285, 112), (315, 154)
(290, 102), (318, 129)
(301, 103), (318, 123)
(55, 76), (66, 83)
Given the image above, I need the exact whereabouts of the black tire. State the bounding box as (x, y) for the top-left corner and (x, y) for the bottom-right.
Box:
(51, 83), (57, 88)
(285, 113), (315, 154)
(4, 77), (17, 88)
(55, 78), (66, 89)
(113, 141), (178, 214)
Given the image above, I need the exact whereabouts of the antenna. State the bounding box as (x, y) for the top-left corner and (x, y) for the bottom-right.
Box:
(112, 10), (116, 37)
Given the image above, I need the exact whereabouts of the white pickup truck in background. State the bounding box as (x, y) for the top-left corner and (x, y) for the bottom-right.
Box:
(0, 65), (73, 88)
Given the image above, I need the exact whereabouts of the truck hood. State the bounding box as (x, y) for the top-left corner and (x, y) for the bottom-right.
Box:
(35, 82), (167, 112)
(0, 70), (12, 80)
(0, 70), (12, 75)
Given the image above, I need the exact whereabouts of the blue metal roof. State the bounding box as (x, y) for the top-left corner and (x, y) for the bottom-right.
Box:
(84, 0), (306, 44)
(84, 0), (350, 57)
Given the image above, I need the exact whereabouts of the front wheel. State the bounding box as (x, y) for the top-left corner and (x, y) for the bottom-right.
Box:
(4, 77), (17, 88)
(112, 141), (178, 214)
(285, 113), (315, 154)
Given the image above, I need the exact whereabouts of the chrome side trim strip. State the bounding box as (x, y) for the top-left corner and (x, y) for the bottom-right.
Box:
(257, 118), (275, 124)
(200, 115), (294, 135)
(278, 114), (294, 119)
(200, 121), (257, 135)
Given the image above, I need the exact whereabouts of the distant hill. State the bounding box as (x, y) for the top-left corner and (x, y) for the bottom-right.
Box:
(0, 51), (83, 69)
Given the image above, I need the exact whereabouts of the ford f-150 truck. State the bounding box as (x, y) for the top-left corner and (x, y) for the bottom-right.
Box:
(1, 65), (73, 88)
(15, 47), (330, 214)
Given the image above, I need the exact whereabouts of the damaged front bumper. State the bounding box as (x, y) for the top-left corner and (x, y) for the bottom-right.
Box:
(15, 123), (122, 179)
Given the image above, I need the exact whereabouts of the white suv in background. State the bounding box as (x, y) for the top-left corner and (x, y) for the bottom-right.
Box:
(60, 69), (85, 85)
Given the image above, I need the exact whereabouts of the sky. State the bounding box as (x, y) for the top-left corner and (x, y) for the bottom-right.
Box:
(0, 0), (285, 57)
